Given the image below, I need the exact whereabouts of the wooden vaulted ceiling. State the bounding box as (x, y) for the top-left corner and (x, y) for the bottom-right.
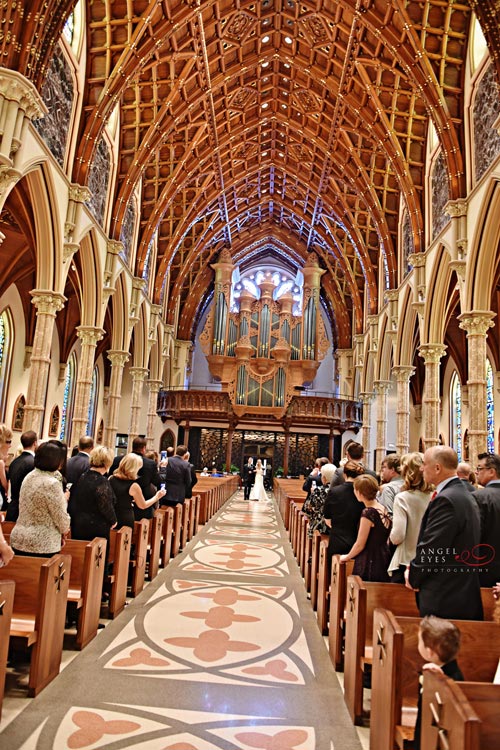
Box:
(4, 1), (499, 350)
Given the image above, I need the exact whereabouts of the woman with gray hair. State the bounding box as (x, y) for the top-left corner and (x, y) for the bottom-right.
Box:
(302, 462), (336, 538)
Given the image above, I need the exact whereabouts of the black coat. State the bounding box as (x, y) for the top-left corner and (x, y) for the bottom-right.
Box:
(409, 477), (483, 620)
(110, 452), (161, 519)
(5, 451), (34, 521)
(242, 463), (255, 486)
(472, 481), (500, 586)
(66, 452), (90, 485)
(161, 455), (192, 505)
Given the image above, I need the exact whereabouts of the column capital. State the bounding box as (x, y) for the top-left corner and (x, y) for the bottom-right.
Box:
(418, 343), (447, 364)
(384, 289), (399, 303)
(69, 183), (92, 203)
(359, 391), (374, 404)
(408, 252), (426, 268)
(150, 304), (163, 316)
(444, 198), (468, 218)
(0, 68), (46, 120)
(129, 367), (148, 382)
(132, 276), (146, 291)
(107, 349), (130, 367)
(458, 311), (496, 337)
(373, 380), (391, 395)
(76, 326), (104, 347)
(147, 379), (163, 391)
(30, 290), (66, 314)
(393, 365), (416, 382)
(106, 239), (123, 256)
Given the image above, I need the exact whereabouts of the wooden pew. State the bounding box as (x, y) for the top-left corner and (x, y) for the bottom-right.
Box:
(180, 497), (191, 550)
(0, 579), (15, 719)
(328, 556), (354, 670)
(171, 504), (183, 557)
(157, 507), (173, 567)
(421, 670), (500, 750)
(192, 495), (200, 536)
(147, 510), (163, 580)
(64, 537), (107, 649)
(316, 537), (331, 635)
(344, 575), (420, 724)
(130, 520), (149, 597)
(107, 527), (132, 619)
(370, 608), (500, 750)
(188, 494), (197, 541)
(0, 554), (71, 696)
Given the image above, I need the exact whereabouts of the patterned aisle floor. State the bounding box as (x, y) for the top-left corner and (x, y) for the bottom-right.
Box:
(0, 491), (362, 750)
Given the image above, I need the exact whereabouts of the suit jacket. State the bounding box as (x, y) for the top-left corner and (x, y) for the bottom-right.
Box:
(242, 463), (255, 486)
(110, 452), (161, 519)
(409, 477), (483, 620)
(472, 481), (500, 586)
(161, 455), (192, 505)
(185, 462), (198, 498)
(5, 451), (35, 521)
(66, 452), (90, 485)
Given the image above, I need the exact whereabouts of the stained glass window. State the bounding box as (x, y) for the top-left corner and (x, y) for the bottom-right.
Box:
(450, 371), (462, 461)
(486, 358), (494, 452)
(0, 310), (13, 421)
(60, 353), (77, 441)
(63, 12), (74, 45)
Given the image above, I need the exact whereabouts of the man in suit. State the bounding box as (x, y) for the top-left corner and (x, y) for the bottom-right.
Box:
(110, 436), (161, 520)
(5, 430), (38, 521)
(66, 435), (94, 485)
(472, 451), (500, 586)
(407, 446), (483, 620)
(242, 458), (255, 500)
(184, 450), (198, 499)
(330, 441), (378, 487)
(160, 444), (192, 507)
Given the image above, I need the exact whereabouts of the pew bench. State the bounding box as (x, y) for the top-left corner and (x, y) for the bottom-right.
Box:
(328, 556), (354, 670)
(106, 527), (132, 619)
(147, 510), (163, 580)
(157, 506), (174, 567)
(421, 671), (500, 750)
(0, 579), (15, 719)
(0, 554), (71, 696)
(63, 537), (107, 649)
(370, 608), (500, 750)
(130, 520), (149, 597)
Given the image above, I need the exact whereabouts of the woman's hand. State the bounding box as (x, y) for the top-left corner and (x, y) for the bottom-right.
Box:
(0, 537), (14, 566)
(156, 488), (167, 500)
(339, 554), (349, 563)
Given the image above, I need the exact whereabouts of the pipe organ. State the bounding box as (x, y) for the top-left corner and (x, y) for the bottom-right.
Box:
(199, 250), (329, 419)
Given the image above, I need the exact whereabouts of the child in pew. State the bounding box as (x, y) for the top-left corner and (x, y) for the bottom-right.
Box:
(414, 616), (463, 749)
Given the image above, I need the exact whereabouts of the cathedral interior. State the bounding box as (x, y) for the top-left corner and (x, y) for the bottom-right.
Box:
(1, 1), (500, 472)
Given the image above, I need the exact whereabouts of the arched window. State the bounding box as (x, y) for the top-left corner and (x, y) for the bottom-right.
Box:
(0, 309), (13, 421)
(12, 394), (26, 432)
(486, 358), (494, 452)
(60, 353), (77, 441)
(450, 372), (462, 460)
(86, 366), (99, 437)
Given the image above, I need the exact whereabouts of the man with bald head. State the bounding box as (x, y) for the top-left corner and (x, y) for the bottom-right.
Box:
(407, 446), (483, 620)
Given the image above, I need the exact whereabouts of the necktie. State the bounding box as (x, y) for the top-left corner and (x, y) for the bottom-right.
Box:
(430, 490), (437, 501)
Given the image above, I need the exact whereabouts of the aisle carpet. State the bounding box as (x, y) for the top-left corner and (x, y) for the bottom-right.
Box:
(0, 491), (362, 750)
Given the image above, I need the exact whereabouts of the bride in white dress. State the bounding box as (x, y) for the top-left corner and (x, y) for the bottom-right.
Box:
(249, 459), (268, 502)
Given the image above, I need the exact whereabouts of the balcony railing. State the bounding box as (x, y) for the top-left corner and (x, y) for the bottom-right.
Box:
(157, 388), (362, 431)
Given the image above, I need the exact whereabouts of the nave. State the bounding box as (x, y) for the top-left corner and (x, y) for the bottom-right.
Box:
(0, 491), (362, 750)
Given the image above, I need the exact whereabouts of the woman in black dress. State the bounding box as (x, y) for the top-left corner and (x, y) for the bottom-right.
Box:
(323, 460), (365, 566)
(109, 453), (166, 529)
(69, 446), (117, 541)
(339, 474), (392, 582)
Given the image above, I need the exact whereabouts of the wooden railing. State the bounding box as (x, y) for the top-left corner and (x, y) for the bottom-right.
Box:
(157, 388), (362, 430)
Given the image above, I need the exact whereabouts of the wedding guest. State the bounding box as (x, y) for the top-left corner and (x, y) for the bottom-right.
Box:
(109, 453), (166, 528)
(69, 446), (117, 542)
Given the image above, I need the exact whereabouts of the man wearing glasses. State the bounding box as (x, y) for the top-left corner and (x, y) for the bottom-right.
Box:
(473, 452), (500, 587)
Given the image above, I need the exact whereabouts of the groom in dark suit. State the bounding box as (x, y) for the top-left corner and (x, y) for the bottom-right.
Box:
(5, 430), (38, 521)
(242, 458), (255, 500)
(408, 446), (483, 620)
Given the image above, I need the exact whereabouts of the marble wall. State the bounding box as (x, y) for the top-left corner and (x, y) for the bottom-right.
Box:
(33, 47), (73, 168)
(431, 150), (450, 240)
(474, 64), (500, 183)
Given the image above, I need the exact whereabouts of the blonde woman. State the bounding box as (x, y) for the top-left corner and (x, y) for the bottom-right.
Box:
(388, 452), (432, 583)
(109, 453), (166, 528)
(69, 446), (117, 542)
(0, 423), (13, 508)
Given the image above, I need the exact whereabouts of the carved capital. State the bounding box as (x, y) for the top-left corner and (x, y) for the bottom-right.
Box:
(408, 252), (426, 269)
(106, 239), (123, 256)
(444, 198), (468, 218)
(458, 311), (496, 337)
(359, 391), (374, 405)
(0, 164), (21, 196)
(30, 289), (66, 315)
(69, 183), (92, 203)
(132, 276), (146, 292)
(393, 365), (416, 383)
(76, 326), (105, 347)
(129, 367), (148, 382)
(373, 380), (391, 396)
(147, 379), (163, 392)
(63, 242), (80, 262)
(150, 304), (162, 316)
(107, 349), (130, 368)
(418, 343), (447, 364)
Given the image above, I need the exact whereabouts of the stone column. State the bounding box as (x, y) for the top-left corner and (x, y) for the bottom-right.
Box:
(69, 326), (104, 446)
(23, 291), (66, 433)
(329, 426), (335, 463)
(103, 350), (129, 450)
(146, 379), (163, 449)
(458, 311), (496, 462)
(419, 344), (447, 449)
(359, 391), (374, 468)
(393, 366), (416, 456)
(373, 381), (391, 471)
(127, 367), (149, 450)
(283, 428), (291, 476)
